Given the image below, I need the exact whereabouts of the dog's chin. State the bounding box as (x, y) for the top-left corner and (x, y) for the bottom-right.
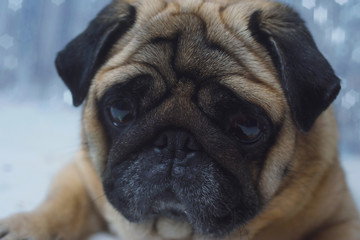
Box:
(149, 190), (188, 220)
(108, 189), (254, 237)
(116, 189), (190, 224)
(104, 177), (260, 236)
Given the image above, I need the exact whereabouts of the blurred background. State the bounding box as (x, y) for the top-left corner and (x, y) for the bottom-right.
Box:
(0, 0), (359, 231)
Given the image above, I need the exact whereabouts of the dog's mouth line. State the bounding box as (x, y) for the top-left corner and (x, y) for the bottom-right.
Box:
(149, 189), (188, 219)
(148, 193), (246, 222)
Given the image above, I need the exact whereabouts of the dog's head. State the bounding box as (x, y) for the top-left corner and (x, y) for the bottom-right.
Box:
(56, 0), (340, 237)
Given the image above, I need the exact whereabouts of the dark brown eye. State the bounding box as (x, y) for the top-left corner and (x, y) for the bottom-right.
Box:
(229, 114), (263, 144)
(107, 100), (135, 127)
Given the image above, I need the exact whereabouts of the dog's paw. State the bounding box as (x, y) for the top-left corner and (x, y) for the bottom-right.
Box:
(0, 213), (52, 240)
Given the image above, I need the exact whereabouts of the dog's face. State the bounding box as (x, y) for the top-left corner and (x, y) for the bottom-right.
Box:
(55, 0), (340, 237)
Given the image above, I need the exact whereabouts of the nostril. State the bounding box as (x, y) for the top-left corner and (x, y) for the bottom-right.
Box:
(153, 129), (202, 153)
(154, 133), (168, 148)
(175, 150), (187, 160)
(186, 136), (201, 152)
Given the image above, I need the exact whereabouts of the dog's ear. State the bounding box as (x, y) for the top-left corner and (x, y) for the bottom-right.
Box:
(248, 5), (340, 132)
(55, 1), (136, 106)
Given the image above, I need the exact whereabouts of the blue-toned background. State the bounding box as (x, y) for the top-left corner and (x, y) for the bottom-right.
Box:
(0, 0), (359, 235)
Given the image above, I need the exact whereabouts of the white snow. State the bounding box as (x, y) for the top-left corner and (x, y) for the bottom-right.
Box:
(51, 0), (65, 6)
(314, 6), (328, 25)
(7, 0), (23, 12)
(341, 155), (360, 210)
(3, 55), (18, 70)
(302, 0), (316, 10)
(342, 90), (360, 110)
(334, 0), (348, 6)
(0, 100), (81, 217)
(351, 47), (360, 63)
(0, 99), (359, 239)
(331, 27), (346, 44)
(0, 34), (14, 50)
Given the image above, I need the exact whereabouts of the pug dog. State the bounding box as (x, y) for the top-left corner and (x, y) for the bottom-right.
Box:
(1, 0), (359, 239)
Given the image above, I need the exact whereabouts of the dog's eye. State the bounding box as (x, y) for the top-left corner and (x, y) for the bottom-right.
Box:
(107, 100), (135, 127)
(229, 114), (263, 144)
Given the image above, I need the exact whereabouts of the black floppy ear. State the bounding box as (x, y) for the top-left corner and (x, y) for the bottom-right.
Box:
(55, 1), (136, 106)
(248, 5), (340, 132)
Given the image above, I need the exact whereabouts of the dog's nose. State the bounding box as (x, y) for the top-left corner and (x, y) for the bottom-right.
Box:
(153, 129), (201, 161)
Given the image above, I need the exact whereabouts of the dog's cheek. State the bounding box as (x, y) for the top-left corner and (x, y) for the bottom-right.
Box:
(257, 116), (297, 201)
(102, 150), (166, 222)
(81, 93), (111, 175)
(172, 162), (260, 235)
(103, 157), (142, 222)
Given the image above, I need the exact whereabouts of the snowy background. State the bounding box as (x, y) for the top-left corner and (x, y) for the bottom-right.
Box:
(0, 0), (359, 237)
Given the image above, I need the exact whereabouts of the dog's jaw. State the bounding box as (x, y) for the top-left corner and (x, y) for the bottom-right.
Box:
(103, 200), (194, 240)
(156, 218), (193, 239)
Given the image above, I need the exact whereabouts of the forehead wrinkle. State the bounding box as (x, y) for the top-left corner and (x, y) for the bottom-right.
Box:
(108, 1), (210, 69)
(103, 12), (244, 88)
(101, 1), (180, 73)
(93, 63), (166, 101)
(100, 1), (240, 79)
(217, 2), (283, 90)
(220, 75), (285, 122)
(173, 14), (239, 78)
(93, 0), (285, 118)
(131, 41), (177, 87)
